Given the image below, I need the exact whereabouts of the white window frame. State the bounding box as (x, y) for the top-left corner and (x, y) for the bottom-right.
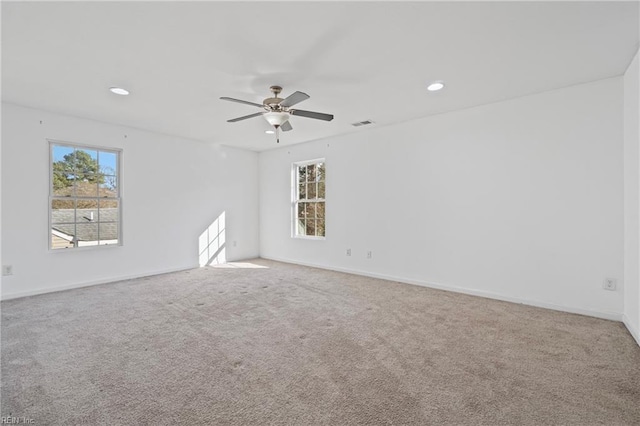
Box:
(292, 158), (326, 240)
(48, 140), (123, 251)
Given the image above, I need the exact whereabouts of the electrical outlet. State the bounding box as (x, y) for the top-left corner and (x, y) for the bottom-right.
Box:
(346, 249), (351, 256)
(2, 265), (13, 276)
(603, 278), (617, 291)
(367, 251), (372, 259)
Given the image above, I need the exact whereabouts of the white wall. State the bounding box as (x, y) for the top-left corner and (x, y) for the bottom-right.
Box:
(260, 78), (624, 320)
(1, 103), (259, 299)
(1, 102), (3, 293)
(624, 49), (640, 345)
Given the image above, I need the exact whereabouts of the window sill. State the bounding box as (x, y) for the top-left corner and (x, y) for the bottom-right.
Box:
(49, 243), (123, 253)
(293, 235), (326, 241)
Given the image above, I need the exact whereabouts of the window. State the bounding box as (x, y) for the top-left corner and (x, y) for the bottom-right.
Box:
(49, 141), (121, 249)
(293, 159), (325, 238)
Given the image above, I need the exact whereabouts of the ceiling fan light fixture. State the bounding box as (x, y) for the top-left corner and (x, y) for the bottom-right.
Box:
(263, 111), (290, 127)
(427, 81), (445, 92)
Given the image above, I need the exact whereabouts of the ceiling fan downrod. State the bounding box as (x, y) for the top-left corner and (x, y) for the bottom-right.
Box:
(270, 85), (282, 97)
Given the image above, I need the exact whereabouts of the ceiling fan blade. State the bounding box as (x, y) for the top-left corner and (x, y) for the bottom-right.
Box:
(227, 112), (265, 123)
(280, 91), (310, 108)
(290, 109), (334, 121)
(281, 120), (293, 132)
(220, 97), (264, 108)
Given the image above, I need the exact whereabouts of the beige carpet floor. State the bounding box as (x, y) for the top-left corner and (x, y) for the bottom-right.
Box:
(2, 259), (639, 425)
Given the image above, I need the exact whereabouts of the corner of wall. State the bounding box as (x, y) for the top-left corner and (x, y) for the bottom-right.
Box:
(623, 314), (640, 346)
(622, 46), (640, 347)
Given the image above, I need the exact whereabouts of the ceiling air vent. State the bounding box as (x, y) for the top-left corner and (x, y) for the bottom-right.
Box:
(351, 120), (374, 127)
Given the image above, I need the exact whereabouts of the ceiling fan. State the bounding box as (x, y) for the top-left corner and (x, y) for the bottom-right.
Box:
(221, 86), (334, 143)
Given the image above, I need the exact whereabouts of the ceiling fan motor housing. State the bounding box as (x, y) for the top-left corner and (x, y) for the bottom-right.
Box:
(263, 85), (285, 109)
(263, 97), (284, 109)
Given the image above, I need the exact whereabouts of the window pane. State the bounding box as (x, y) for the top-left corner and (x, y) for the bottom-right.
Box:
(317, 163), (325, 182)
(77, 199), (98, 222)
(53, 176), (76, 197)
(53, 145), (74, 163)
(99, 177), (118, 197)
(53, 169), (74, 195)
(99, 199), (119, 223)
(297, 219), (306, 236)
(307, 183), (317, 199)
(317, 219), (326, 237)
(316, 202), (325, 219)
(51, 199), (75, 223)
(76, 223), (99, 247)
(298, 165), (307, 184)
(318, 182), (325, 199)
(76, 198), (98, 210)
(51, 223), (76, 248)
(74, 148), (99, 177)
(304, 202), (316, 218)
(297, 202), (306, 219)
(307, 164), (316, 182)
(306, 219), (316, 236)
(51, 145), (75, 196)
(298, 183), (306, 200)
(51, 224), (75, 249)
(99, 151), (117, 175)
(99, 222), (119, 245)
(75, 178), (99, 197)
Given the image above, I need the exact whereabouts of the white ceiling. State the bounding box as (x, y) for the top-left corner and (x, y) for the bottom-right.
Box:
(2, 1), (638, 151)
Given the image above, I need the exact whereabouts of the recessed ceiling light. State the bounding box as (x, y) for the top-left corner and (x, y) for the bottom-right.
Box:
(427, 81), (445, 92)
(109, 87), (130, 96)
(265, 130), (275, 134)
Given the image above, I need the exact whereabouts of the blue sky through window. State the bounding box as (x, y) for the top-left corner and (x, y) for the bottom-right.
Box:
(52, 145), (117, 173)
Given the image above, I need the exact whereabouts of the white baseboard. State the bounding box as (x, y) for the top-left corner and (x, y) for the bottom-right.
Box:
(0, 264), (199, 301)
(261, 256), (623, 322)
(622, 315), (640, 347)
